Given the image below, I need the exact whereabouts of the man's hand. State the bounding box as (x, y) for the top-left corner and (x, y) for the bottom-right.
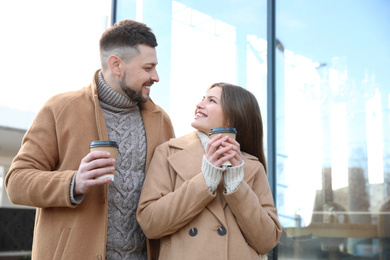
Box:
(74, 151), (115, 195)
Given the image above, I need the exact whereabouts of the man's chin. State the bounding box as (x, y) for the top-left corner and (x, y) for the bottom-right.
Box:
(128, 92), (149, 103)
(139, 95), (150, 103)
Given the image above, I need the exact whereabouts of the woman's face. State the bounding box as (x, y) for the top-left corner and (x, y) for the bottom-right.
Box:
(191, 86), (227, 134)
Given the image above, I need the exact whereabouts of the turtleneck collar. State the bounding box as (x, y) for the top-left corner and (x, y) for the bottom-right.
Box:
(97, 71), (138, 109)
(196, 130), (210, 152)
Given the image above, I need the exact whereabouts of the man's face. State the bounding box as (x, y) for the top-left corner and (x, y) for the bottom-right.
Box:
(119, 44), (159, 103)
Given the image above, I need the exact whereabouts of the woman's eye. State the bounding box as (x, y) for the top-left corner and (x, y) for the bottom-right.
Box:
(210, 99), (216, 103)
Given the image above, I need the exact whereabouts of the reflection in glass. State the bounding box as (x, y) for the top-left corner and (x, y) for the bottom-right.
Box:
(276, 0), (390, 259)
(123, 0), (268, 137)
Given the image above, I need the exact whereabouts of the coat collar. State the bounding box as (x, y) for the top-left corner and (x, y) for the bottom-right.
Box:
(167, 132), (204, 182)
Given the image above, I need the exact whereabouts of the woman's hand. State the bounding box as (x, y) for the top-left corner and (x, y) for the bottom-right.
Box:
(206, 134), (243, 167)
(224, 137), (244, 166)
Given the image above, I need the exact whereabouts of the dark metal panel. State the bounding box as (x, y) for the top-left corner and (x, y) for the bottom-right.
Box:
(267, 0), (278, 257)
(111, 0), (117, 25)
(267, 0), (276, 198)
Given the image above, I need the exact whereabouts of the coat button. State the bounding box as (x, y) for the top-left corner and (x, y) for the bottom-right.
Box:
(189, 227), (198, 236)
(218, 226), (227, 236)
(96, 255), (102, 260)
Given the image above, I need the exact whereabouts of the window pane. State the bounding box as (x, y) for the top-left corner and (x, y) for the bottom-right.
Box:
(276, 1), (390, 259)
(116, 0), (267, 137)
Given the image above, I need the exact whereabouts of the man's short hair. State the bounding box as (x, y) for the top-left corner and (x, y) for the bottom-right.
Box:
(99, 19), (158, 69)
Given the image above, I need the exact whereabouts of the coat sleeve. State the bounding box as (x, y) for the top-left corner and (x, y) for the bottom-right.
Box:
(137, 143), (216, 239)
(224, 162), (282, 255)
(5, 98), (78, 208)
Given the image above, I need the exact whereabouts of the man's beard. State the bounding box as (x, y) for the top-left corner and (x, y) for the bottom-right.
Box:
(119, 72), (150, 103)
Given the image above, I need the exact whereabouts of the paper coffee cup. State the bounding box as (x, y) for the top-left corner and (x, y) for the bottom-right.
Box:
(209, 127), (237, 167)
(89, 141), (118, 181)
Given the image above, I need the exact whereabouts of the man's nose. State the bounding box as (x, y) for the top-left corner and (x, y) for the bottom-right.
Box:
(151, 71), (159, 82)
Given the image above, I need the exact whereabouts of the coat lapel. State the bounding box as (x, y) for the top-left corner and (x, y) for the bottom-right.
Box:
(168, 132), (217, 184)
(140, 99), (161, 173)
(208, 183), (228, 225)
(167, 132), (228, 225)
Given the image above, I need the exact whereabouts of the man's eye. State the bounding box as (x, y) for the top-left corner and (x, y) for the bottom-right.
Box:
(145, 67), (152, 71)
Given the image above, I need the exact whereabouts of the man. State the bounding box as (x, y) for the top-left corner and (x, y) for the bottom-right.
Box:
(5, 19), (174, 260)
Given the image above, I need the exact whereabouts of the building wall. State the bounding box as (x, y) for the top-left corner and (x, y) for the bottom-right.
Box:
(1, 0), (389, 258)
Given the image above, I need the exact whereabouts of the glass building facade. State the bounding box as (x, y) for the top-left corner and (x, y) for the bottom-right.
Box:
(0, 0), (389, 259)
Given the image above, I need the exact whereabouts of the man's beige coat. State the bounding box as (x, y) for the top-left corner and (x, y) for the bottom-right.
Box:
(137, 132), (282, 260)
(5, 70), (174, 260)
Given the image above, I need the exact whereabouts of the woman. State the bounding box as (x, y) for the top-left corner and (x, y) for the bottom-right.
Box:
(137, 83), (282, 260)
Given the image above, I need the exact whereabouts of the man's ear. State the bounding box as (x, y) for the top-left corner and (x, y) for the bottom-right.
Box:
(107, 55), (122, 77)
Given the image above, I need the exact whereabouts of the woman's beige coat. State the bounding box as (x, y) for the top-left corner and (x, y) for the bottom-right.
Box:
(137, 132), (282, 260)
(5, 70), (175, 260)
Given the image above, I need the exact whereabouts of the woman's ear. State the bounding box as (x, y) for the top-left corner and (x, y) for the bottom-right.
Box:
(107, 55), (122, 77)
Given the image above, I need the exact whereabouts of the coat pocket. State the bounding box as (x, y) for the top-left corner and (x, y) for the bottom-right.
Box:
(53, 227), (71, 260)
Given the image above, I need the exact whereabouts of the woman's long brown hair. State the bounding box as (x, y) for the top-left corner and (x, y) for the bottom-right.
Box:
(208, 83), (267, 173)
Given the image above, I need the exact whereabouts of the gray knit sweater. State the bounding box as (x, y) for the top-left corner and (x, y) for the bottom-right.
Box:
(97, 72), (147, 260)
